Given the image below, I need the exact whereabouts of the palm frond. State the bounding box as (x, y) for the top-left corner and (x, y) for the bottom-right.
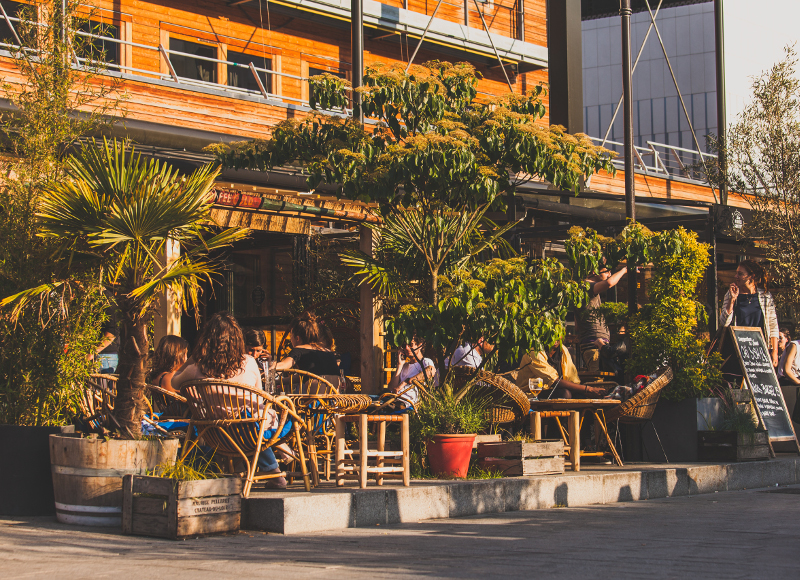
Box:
(0, 282), (66, 320)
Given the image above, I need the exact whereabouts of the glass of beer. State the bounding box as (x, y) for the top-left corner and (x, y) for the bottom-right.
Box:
(528, 378), (543, 400)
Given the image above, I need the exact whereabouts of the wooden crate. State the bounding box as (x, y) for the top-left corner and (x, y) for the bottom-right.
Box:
(122, 475), (243, 540)
(477, 440), (565, 476)
(697, 430), (770, 462)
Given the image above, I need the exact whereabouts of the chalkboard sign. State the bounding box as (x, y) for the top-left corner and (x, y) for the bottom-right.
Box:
(727, 327), (797, 443)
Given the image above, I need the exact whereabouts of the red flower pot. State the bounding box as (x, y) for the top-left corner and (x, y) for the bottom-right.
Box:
(426, 434), (476, 478)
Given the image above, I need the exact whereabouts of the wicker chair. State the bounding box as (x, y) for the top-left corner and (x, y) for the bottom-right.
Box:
(180, 379), (311, 497)
(605, 367), (674, 462)
(78, 374), (118, 431)
(147, 383), (189, 420)
(449, 366), (531, 424)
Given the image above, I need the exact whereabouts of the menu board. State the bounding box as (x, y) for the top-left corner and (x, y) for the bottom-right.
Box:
(729, 327), (797, 442)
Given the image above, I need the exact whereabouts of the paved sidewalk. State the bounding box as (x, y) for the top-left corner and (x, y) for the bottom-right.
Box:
(2, 484), (799, 579)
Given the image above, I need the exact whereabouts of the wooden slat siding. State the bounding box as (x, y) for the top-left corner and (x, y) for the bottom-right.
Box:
(589, 169), (751, 209)
(210, 207), (311, 234)
(0, 0), (549, 142)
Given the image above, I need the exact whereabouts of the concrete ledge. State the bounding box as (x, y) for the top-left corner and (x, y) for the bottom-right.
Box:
(242, 457), (799, 534)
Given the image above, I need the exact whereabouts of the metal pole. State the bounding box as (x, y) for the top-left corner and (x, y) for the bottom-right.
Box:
(707, 207), (719, 335)
(517, 0), (525, 41)
(351, 0), (364, 122)
(620, 0), (637, 314)
(714, 0), (728, 206)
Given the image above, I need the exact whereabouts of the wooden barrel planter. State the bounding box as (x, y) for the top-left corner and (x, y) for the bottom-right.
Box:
(49, 434), (179, 527)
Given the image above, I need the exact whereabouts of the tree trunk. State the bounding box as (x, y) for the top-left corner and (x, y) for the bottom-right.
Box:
(431, 269), (438, 305)
(113, 314), (149, 438)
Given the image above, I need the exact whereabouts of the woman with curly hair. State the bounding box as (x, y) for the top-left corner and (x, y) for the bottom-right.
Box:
(173, 312), (287, 488)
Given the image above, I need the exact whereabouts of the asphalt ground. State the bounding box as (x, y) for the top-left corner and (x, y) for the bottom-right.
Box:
(1, 484), (798, 579)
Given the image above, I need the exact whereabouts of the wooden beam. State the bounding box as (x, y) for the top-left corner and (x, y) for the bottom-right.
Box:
(359, 226), (382, 394)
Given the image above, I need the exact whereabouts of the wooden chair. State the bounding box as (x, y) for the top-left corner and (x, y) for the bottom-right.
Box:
(179, 379), (311, 497)
(605, 367), (674, 462)
(78, 374), (118, 431)
(335, 413), (410, 488)
(449, 366), (531, 424)
(146, 383), (189, 420)
(277, 369), (340, 483)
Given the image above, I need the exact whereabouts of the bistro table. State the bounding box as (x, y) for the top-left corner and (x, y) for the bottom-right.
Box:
(529, 399), (623, 471)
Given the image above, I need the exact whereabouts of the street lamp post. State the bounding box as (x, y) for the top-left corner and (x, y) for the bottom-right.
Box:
(620, 0), (637, 314)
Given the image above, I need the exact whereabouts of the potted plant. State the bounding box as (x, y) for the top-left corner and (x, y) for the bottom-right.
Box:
(697, 388), (769, 462)
(413, 382), (488, 478)
(122, 455), (243, 540)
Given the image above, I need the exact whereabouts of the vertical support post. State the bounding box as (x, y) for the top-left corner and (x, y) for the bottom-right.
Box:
(377, 421), (386, 486)
(533, 412), (542, 440)
(335, 415), (345, 486)
(401, 414), (410, 486)
(463, 0), (469, 26)
(153, 238), (181, 346)
(359, 414), (369, 488)
(360, 226), (382, 394)
(351, 0), (363, 122)
(620, 0), (637, 316)
(517, 0), (525, 41)
(714, 0), (728, 206)
(547, 0), (583, 134)
(707, 207), (719, 335)
(568, 411), (580, 472)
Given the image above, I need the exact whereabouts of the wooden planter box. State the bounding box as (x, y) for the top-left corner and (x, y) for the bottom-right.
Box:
(477, 440), (565, 476)
(697, 430), (770, 462)
(122, 475), (243, 540)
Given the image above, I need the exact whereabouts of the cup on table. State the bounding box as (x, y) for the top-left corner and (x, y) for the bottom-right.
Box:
(528, 378), (543, 401)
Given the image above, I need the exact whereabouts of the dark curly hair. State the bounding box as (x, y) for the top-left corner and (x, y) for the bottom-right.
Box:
(193, 312), (246, 379)
(147, 335), (189, 383)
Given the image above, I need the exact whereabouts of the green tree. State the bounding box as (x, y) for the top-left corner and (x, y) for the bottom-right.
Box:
(4, 139), (248, 436)
(704, 46), (800, 305)
(210, 62), (615, 303)
(0, 0), (125, 425)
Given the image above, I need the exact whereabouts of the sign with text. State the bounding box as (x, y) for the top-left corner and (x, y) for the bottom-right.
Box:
(728, 327), (797, 443)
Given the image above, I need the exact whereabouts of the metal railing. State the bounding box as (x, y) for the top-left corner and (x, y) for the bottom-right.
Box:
(588, 136), (717, 184)
(0, 11), (316, 108)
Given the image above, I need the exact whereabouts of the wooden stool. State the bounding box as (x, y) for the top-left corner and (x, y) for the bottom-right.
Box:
(334, 414), (410, 488)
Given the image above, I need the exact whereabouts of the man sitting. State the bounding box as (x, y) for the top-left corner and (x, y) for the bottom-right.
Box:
(515, 342), (606, 399)
(445, 338), (494, 369)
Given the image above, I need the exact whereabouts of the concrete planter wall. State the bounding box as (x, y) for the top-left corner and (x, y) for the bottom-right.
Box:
(632, 397), (724, 463)
(0, 424), (75, 516)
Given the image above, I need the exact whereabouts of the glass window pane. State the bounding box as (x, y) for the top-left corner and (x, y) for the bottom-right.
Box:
(169, 37), (216, 83)
(77, 20), (119, 66)
(0, 1), (26, 47)
(227, 50), (271, 94)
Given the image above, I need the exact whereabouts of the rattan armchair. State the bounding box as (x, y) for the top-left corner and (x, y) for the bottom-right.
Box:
(605, 367), (674, 462)
(180, 379), (311, 497)
(449, 366), (531, 424)
(78, 374), (118, 432)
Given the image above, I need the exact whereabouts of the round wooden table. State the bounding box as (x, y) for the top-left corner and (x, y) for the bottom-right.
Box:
(529, 399), (623, 470)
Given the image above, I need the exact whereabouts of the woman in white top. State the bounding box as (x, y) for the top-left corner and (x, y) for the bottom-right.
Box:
(778, 339), (800, 385)
(389, 338), (437, 407)
(719, 260), (779, 367)
(173, 312), (286, 488)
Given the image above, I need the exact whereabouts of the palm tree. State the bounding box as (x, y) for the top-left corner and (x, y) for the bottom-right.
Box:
(4, 138), (248, 436)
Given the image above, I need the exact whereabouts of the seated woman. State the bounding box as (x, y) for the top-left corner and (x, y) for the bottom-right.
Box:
(147, 335), (190, 418)
(245, 329), (273, 393)
(148, 335), (189, 394)
(273, 312), (341, 390)
(173, 312), (288, 488)
(388, 337), (438, 409)
(515, 341), (606, 399)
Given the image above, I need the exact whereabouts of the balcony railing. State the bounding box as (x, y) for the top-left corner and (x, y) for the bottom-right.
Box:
(588, 137), (717, 184)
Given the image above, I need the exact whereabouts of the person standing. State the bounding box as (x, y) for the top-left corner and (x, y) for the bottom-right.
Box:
(576, 265), (628, 372)
(720, 260), (779, 367)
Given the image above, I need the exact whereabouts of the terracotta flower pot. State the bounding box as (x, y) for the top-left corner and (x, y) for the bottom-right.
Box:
(426, 433), (476, 478)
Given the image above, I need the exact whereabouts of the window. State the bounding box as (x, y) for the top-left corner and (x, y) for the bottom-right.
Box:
(0, 1), (26, 48)
(77, 20), (119, 66)
(227, 51), (271, 94)
(168, 37), (216, 83)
